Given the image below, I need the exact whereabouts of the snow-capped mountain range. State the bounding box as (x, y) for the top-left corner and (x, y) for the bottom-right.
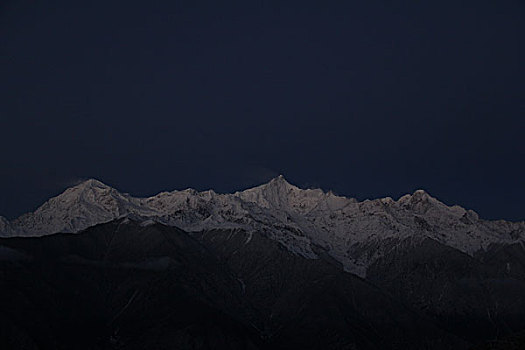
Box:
(1, 176), (524, 276)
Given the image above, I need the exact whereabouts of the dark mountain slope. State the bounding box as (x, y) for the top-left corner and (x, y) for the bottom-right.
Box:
(0, 219), (468, 349)
(367, 238), (525, 344)
(193, 229), (467, 349)
(0, 219), (261, 349)
(471, 329), (525, 349)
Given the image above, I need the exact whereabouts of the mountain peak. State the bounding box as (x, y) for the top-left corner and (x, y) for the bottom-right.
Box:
(398, 189), (433, 202)
(75, 178), (111, 190)
(235, 175), (299, 209)
(56, 178), (117, 202)
(411, 189), (433, 200)
(267, 174), (291, 186)
(5, 178), (135, 236)
(395, 188), (457, 216)
(261, 175), (299, 193)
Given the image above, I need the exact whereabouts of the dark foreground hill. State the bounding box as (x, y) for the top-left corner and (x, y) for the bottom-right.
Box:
(0, 219), (470, 350)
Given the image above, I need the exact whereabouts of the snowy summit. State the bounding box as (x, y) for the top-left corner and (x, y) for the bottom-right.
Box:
(1, 176), (523, 276)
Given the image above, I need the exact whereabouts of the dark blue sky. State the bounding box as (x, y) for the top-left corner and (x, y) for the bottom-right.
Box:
(1, 1), (524, 220)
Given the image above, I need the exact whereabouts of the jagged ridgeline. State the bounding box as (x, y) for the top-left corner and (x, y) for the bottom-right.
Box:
(1, 177), (524, 349)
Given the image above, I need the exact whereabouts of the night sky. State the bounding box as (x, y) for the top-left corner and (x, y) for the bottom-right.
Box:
(1, 1), (524, 221)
